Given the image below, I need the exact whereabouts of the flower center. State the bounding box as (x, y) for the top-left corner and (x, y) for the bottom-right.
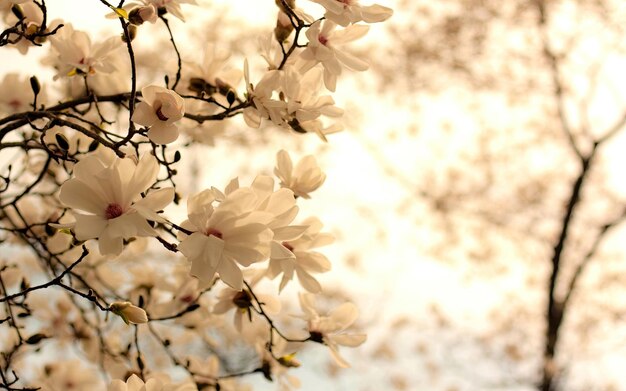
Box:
(233, 290), (252, 309)
(8, 100), (21, 110)
(156, 107), (169, 121)
(282, 241), (294, 252)
(204, 227), (223, 239)
(104, 203), (124, 220)
(318, 35), (328, 46)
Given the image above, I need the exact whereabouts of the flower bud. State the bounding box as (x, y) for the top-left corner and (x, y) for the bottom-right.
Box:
(121, 25), (137, 43)
(29, 76), (40, 96)
(274, 11), (294, 42)
(109, 301), (148, 325)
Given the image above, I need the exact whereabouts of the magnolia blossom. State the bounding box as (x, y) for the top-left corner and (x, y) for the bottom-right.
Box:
(37, 360), (101, 390)
(186, 43), (241, 98)
(177, 187), (273, 290)
(107, 3), (158, 24)
(299, 293), (366, 367)
(4, 1), (44, 54)
(57, 150), (174, 256)
(267, 217), (333, 293)
(300, 20), (369, 91)
(1, 0), (30, 16)
(213, 283), (280, 331)
(132, 85), (185, 144)
(141, 0), (197, 21)
(242, 60), (286, 128)
(49, 24), (121, 78)
(222, 175), (308, 253)
(282, 66), (344, 135)
(109, 374), (196, 391)
(274, 150), (326, 199)
(311, 0), (393, 26)
(109, 301), (148, 325)
(129, 4), (158, 24)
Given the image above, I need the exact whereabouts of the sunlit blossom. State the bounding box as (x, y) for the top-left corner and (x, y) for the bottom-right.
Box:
(132, 85), (185, 144)
(274, 150), (326, 199)
(49, 24), (121, 78)
(57, 150), (174, 256)
(310, 0), (393, 27)
(141, 0), (197, 22)
(299, 293), (366, 367)
(300, 20), (369, 91)
(267, 217), (333, 293)
(177, 186), (273, 290)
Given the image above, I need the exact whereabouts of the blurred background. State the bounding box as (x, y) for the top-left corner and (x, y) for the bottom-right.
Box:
(4, 0), (626, 390)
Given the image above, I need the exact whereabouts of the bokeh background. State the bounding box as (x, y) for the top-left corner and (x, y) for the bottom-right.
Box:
(4, 0), (626, 390)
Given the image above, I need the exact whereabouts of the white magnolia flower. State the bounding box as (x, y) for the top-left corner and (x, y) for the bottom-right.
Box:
(213, 282), (280, 331)
(242, 60), (286, 128)
(274, 150), (326, 199)
(109, 301), (149, 325)
(186, 43), (241, 97)
(268, 216), (333, 293)
(132, 85), (185, 144)
(299, 293), (366, 368)
(49, 24), (121, 78)
(57, 150), (174, 256)
(310, 0), (393, 27)
(37, 360), (102, 390)
(223, 176), (310, 276)
(177, 187), (273, 290)
(1, 0), (30, 17)
(108, 374), (196, 391)
(107, 3), (158, 25)
(141, 0), (197, 21)
(4, 1), (44, 54)
(300, 20), (369, 91)
(282, 66), (343, 137)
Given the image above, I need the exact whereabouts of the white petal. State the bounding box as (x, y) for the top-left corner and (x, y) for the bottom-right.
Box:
(328, 302), (359, 329)
(73, 213), (107, 240)
(59, 179), (107, 215)
(147, 122), (179, 144)
(133, 187), (174, 222)
(131, 101), (157, 127)
(297, 269), (322, 293)
(361, 5), (393, 23)
(331, 333), (366, 347)
(218, 256), (244, 291)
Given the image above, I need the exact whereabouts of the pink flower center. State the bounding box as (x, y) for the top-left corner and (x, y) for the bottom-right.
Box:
(204, 227), (223, 239)
(8, 100), (21, 110)
(282, 241), (294, 252)
(104, 203), (124, 220)
(156, 107), (169, 121)
(318, 35), (328, 46)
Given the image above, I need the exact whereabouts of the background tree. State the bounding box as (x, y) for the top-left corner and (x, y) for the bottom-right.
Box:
(350, 0), (626, 389)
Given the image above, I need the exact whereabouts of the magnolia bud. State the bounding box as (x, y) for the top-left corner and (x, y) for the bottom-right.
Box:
(109, 301), (148, 325)
(274, 11), (294, 42)
(121, 25), (137, 43)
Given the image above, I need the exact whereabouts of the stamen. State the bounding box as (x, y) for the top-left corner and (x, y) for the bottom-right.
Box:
(205, 227), (223, 239)
(156, 107), (169, 121)
(105, 203), (124, 220)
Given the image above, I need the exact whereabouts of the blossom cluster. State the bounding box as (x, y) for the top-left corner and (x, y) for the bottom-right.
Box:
(0, 0), (391, 389)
